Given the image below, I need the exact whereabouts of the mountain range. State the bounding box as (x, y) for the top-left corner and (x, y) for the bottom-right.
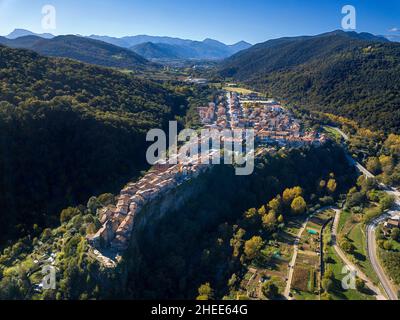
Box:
(0, 34), (151, 70)
(3, 29), (252, 60)
(219, 30), (390, 79)
(3, 29), (399, 133)
(89, 34), (252, 60)
(6, 28), (55, 39)
(219, 30), (400, 133)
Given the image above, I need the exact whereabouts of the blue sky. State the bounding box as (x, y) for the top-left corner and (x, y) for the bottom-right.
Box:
(0, 0), (399, 44)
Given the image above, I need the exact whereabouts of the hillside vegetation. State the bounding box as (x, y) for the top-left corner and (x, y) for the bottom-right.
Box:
(131, 42), (194, 60)
(0, 45), (187, 243)
(219, 31), (400, 133)
(0, 35), (152, 70)
(0, 144), (356, 299)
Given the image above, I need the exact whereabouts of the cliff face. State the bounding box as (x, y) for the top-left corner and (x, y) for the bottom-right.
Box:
(133, 178), (206, 231)
(99, 168), (217, 297)
(83, 144), (353, 299)
(87, 160), (212, 263)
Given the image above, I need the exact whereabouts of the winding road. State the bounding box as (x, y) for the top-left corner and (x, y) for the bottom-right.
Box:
(331, 209), (385, 300)
(367, 217), (398, 300)
(330, 126), (399, 300)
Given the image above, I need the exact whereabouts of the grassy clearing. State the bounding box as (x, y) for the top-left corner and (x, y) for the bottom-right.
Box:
(323, 126), (342, 142)
(340, 213), (380, 284)
(391, 240), (400, 251)
(325, 245), (375, 300)
(347, 224), (378, 282)
(294, 290), (319, 300)
(323, 221), (375, 301)
(338, 210), (352, 234)
(223, 86), (255, 95)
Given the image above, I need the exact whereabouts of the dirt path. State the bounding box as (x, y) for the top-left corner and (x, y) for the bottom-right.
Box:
(283, 217), (310, 299)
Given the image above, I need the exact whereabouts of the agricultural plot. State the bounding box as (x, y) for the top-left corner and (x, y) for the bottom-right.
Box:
(239, 239), (293, 299)
(299, 210), (333, 253)
(292, 253), (320, 295)
(240, 265), (287, 300)
(223, 86), (255, 95)
(292, 209), (334, 299)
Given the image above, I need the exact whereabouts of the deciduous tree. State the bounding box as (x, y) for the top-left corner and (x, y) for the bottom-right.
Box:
(291, 196), (307, 215)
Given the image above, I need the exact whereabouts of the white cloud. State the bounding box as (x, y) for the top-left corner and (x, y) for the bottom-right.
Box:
(389, 27), (399, 32)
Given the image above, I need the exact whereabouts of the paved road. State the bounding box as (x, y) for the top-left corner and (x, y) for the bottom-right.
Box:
(327, 126), (350, 141)
(331, 209), (386, 300)
(283, 217), (309, 299)
(330, 126), (399, 300)
(367, 215), (398, 300)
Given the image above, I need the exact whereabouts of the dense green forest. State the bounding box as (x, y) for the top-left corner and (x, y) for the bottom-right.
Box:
(125, 144), (355, 299)
(0, 143), (356, 299)
(1, 28), (398, 301)
(0, 45), (190, 244)
(218, 31), (400, 133)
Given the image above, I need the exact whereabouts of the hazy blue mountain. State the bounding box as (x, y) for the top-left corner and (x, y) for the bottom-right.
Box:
(385, 34), (400, 42)
(229, 40), (253, 53)
(6, 28), (55, 39)
(90, 34), (252, 60)
(0, 35), (151, 70)
(88, 35), (131, 48)
(0, 35), (43, 48)
(5, 30), (252, 60)
(131, 42), (190, 59)
(122, 35), (192, 47)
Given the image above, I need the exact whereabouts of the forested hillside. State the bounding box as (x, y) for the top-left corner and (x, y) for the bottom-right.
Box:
(127, 144), (355, 299)
(0, 45), (186, 244)
(219, 31), (400, 133)
(131, 42), (185, 60)
(0, 144), (356, 299)
(0, 35), (152, 70)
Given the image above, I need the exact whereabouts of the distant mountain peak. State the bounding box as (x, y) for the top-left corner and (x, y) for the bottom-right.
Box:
(318, 29), (389, 43)
(229, 41), (252, 52)
(233, 40), (252, 45)
(5, 30), (251, 60)
(0, 33), (150, 70)
(203, 38), (225, 44)
(93, 34), (252, 60)
(6, 28), (54, 40)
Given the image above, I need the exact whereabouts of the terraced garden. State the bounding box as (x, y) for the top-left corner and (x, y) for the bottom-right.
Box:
(292, 209), (334, 299)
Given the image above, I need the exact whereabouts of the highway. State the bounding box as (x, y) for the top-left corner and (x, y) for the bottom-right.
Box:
(330, 126), (399, 300)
